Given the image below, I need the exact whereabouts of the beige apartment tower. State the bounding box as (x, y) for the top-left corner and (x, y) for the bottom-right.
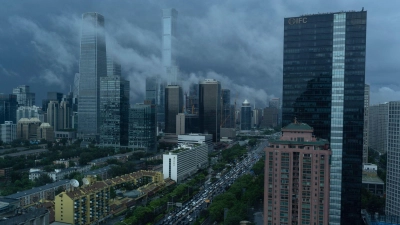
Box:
(264, 122), (331, 225)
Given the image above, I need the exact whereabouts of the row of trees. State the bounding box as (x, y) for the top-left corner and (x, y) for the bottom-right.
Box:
(208, 160), (265, 225)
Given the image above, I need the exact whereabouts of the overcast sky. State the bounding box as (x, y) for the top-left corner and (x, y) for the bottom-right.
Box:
(0, 0), (398, 106)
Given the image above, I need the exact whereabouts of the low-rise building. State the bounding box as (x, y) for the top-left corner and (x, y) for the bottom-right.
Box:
(29, 167), (91, 182)
(362, 163), (385, 197)
(6, 180), (71, 207)
(0, 148), (48, 159)
(1, 208), (49, 225)
(37, 123), (55, 141)
(163, 143), (208, 182)
(178, 133), (213, 153)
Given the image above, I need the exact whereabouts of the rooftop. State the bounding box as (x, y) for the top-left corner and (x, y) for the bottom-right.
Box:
(6, 180), (71, 199)
(269, 139), (329, 146)
(282, 122), (313, 131)
(362, 172), (384, 185)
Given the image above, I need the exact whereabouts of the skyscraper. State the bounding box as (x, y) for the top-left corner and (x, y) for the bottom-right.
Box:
(12, 85), (35, 107)
(240, 99), (251, 131)
(283, 11), (367, 224)
(385, 101), (400, 216)
(264, 122), (331, 225)
(129, 103), (157, 152)
(78, 12), (107, 140)
(145, 76), (159, 105)
(164, 85), (183, 134)
(0, 94), (17, 124)
(221, 89), (232, 128)
(199, 79), (221, 142)
(368, 103), (388, 154)
(99, 58), (129, 147)
(363, 84), (370, 163)
(186, 83), (199, 115)
(162, 8), (178, 84)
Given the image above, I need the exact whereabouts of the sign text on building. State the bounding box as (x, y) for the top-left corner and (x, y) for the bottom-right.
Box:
(288, 17), (308, 25)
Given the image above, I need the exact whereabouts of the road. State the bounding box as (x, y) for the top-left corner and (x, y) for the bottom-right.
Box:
(158, 139), (267, 225)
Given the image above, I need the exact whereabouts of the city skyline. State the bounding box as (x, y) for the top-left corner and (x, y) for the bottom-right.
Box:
(0, 1), (398, 107)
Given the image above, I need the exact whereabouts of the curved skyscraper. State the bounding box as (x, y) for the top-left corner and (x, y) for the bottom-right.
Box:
(78, 12), (107, 140)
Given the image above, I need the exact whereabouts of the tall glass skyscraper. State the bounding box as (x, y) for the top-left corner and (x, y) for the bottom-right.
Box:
(221, 89), (232, 128)
(162, 8), (178, 84)
(199, 79), (221, 142)
(240, 99), (251, 131)
(282, 11), (367, 224)
(0, 94), (17, 124)
(165, 85), (183, 134)
(78, 12), (107, 139)
(129, 103), (157, 152)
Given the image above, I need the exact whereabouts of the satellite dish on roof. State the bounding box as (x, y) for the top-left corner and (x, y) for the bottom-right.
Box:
(70, 179), (79, 187)
(82, 178), (90, 185)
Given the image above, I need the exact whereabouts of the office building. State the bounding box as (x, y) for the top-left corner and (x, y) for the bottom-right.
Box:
(186, 83), (199, 115)
(362, 164), (384, 197)
(12, 85), (35, 107)
(106, 55), (121, 77)
(385, 101), (400, 216)
(368, 103), (388, 154)
(16, 106), (40, 122)
(165, 85), (183, 134)
(264, 122), (331, 225)
(269, 98), (280, 109)
(78, 12), (107, 140)
(262, 107), (279, 128)
(0, 94), (17, 124)
(47, 101), (60, 131)
(162, 8), (179, 84)
(99, 74), (130, 147)
(129, 103), (157, 152)
(16, 118), (41, 140)
(42, 92), (63, 112)
(240, 100), (251, 131)
(60, 98), (72, 129)
(37, 123), (55, 142)
(73, 73), (80, 98)
(282, 11), (367, 223)
(363, 84), (370, 163)
(252, 108), (262, 128)
(221, 89), (232, 128)
(0, 121), (16, 143)
(199, 79), (221, 142)
(145, 76), (159, 104)
(178, 133), (213, 153)
(163, 143), (208, 182)
(54, 181), (110, 225)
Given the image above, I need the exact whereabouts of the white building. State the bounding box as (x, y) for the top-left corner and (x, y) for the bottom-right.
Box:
(16, 106), (40, 122)
(0, 121), (17, 143)
(178, 133), (213, 153)
(163, 143), (208, 182)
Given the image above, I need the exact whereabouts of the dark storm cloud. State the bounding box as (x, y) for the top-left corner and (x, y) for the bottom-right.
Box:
(0, 0), (399, 105)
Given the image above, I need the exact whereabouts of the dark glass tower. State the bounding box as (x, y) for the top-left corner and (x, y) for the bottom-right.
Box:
(164, 85), (183, 134)
(78, 12), (107, 139)
(199, 79), (221, 142)
(186, 83), (199, 115)
(221, 89), (232, 128)
(282, 11), (366, 224)
(240, 99), (251, 131)
(0, 94), (17, 124)
(129, 103), (157, 152)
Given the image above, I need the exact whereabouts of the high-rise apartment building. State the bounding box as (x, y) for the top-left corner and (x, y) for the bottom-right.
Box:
(282, 11), (367, 224)
(0, 94), (17, 124)
(240, 99), (251, 131)
(165, 85), (183, 134)
(199, 79), (221, 142)
(264, 122), (331, 225)
(99, 71), (130, 147)
(363, 84), (370, 163)
(162, 8), (178, 84)
(129, 103), (157, 152)
(368, 103), (388, 154)
(12, 85), (35, 107)
(78, 12), (107, 140)
(385, 101), (400, 216)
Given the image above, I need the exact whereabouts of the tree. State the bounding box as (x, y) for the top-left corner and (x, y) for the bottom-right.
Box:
(35, 174), (53, 186)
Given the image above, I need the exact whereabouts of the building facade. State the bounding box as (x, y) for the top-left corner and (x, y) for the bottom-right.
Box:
(162, 8), (179, 84)
(240, 100), (251, 131)
(165, 85), (183, 134)
(163, 143), (208, 182)
(199, 79), (221, 142)
(221, 89), (232, 128)
(78, 12), (107, 140)
(99, 75), (130, 147)
(385, 101), (400, 216)
(186, 83), (199, 115)
(264, 122), (331, 225)
(16, 106), (40, 123)
(0, 94), (17, 124)
(129, 103), (157, 152)
(12, 85), (35, 107)
(282, 11), (367, 224)
(16, 118), (41, 140)
(0, 121), (16, 143)
(178, 133), (213, 153)
(363, 84), (370, 163)
(368, 103), (388, 154)
(37, 123), (55, 142)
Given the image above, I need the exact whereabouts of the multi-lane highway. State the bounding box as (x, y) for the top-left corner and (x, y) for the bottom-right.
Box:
(158, 139), (267, 225)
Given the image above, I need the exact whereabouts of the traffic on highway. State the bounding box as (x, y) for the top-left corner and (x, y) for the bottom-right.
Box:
(158, 139), (267, 225)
